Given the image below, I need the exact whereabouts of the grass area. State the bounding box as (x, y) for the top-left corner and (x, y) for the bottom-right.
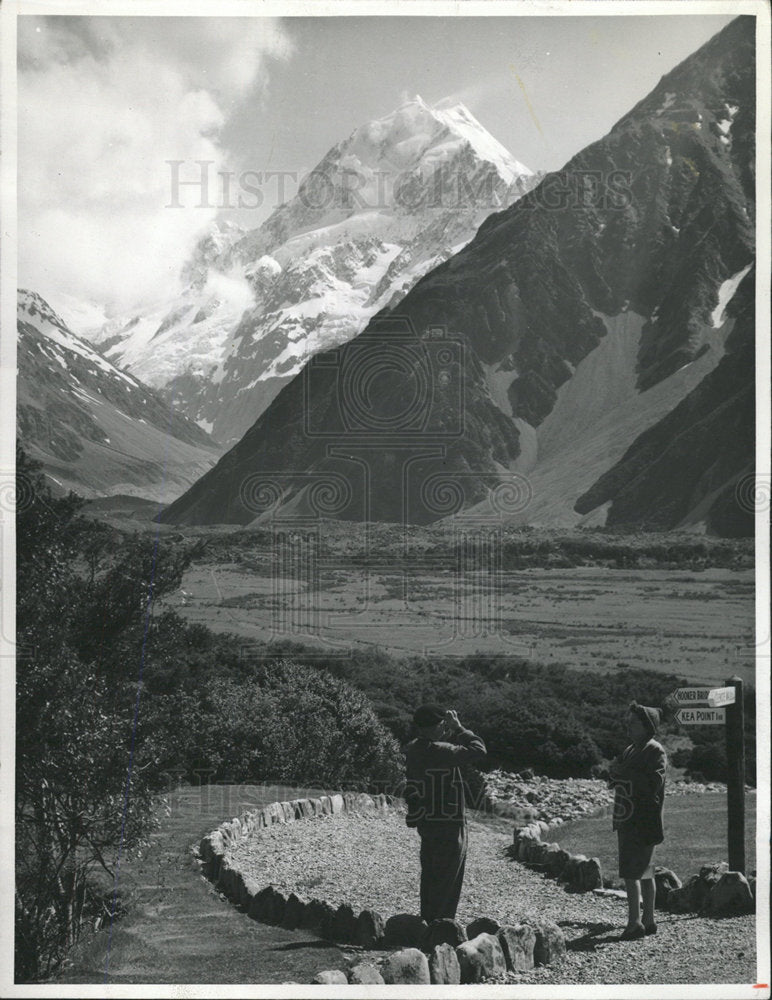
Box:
(54, 783), (349, 985)
(551, 792), (757, 884)
(165, 561), (755, 685)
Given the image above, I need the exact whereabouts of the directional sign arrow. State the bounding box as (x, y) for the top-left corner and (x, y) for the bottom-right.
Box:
(675, 706), (726, 726)
(672, 687), (715, 705)
(707, 686), (736, 707)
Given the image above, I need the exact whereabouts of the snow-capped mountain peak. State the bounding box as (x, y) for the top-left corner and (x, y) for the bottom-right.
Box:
(74, 98), (540, 447)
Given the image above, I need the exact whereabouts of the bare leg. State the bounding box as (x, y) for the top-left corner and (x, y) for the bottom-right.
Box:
(625, 879), (642, 929)
(641, 878), (656, 927)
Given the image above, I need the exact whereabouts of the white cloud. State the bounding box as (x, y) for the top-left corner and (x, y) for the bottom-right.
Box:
(18, 16), (292, 313)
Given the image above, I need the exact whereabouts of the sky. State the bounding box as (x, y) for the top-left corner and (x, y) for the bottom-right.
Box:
(17, 12), (736, 318)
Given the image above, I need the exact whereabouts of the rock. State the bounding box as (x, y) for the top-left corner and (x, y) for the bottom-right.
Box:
(543, 845), (570, 878)
(329, 793), (345, 814)
(580, 858), (603, 891)
(749, 876), (756, 900)
(348, 963), (385, 985)
(354, 908), (386, 948)
(332, 903), (356, 943)
(466, 917), (501, 938)
(425, 918), (467, 949)
(529, 842), (549, 865)
(381, 948), (431, 985)
(302, 898), (336, 937)
(248, 886), (276, 923)
(429, 942), (461, 984)
(592, 888), (627, 900)
(516, 833), (538, 862)
(294, 798), (316, 820)
(456, 932), (507, 983)
(311, 970), (347, 984)
(654, 866), (682, 907)
(269, 889), (286, 925)
(316, 796), (332, 815)
(263, 801), (284, 825)
(384, 913), (428, 949)
(279, 801), (296, 823)
(708, 872), (754, 915)
(532, 921), (566, 966)
(498, 924), (536, 972)
(562, 854), (588, 888)
(667, 875), (700, 913)
(281, 892), (307, 930)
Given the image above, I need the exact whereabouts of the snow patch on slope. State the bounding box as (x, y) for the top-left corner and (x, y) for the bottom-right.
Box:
(711, 263), (753, 328)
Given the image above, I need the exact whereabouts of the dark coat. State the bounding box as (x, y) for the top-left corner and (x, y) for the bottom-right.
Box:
(404, 727), (486, 826)
(611, 738), (666, 845)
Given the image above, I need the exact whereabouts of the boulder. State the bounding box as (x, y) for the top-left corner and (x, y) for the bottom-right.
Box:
(498, 924), (536, 972)
(562, 854), (588, 888)
(529, 842), (550, 865)
(580, 858), (603, 891)
(268, 889), (286, 925)
(348, 963), (385, 985)
(311, 970), (347, 984)
(279, 801), (296, 823)
(316, 796), (333, 815)
(425, 918), (467, 950)
(532, 921), (566, 966)
(456, 932), (507, 983)
(429, 942), (461, 985)
(466, 917), (501, 938)
(329, 793), (345, 814)
(381, 948), (431, 985)
(302, 898), (336, 937)
(332, 903), (356, 943)
(543, 845), (570, 878)
(667, 875), (700, 913)
(384, 913), (428, 949)
(294, 799), (316, 820)
(248, 886), (276, 923)
(708, 872), (754, 915)
(654, 866), (682, 908)
(354, 909), (386, 948)
(263, 802), (284, 825)
(282, 893), (307, 930)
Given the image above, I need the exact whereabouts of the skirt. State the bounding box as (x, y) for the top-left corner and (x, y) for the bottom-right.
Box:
(617, 826), (656, 880)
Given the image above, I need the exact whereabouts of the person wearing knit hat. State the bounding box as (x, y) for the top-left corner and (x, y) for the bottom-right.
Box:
(608, 701), (667, 941)
(403, 705), (486, 923)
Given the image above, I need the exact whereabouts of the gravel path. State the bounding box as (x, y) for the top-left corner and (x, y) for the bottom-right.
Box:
(226, 809), (757, 985)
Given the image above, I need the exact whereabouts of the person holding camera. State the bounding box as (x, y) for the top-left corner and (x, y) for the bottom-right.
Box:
(403, 704), (487, 923)
(608, 701), (667, 940)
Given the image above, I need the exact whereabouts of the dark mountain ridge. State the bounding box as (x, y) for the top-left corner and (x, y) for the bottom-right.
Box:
(160, 16), (756, 532)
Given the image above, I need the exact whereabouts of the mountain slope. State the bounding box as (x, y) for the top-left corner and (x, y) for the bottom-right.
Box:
(17, 290), (219, 502)
(86, 98), (538, 446)
(573, 266), (755, 535)
(160, 17), (756, 532)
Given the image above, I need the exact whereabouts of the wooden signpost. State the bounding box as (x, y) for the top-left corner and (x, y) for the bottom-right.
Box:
(666, 677), (745, 873)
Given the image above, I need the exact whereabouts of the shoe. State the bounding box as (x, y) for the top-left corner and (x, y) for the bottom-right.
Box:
(643, 923), (657, 935)
(619, 923), (646, 941)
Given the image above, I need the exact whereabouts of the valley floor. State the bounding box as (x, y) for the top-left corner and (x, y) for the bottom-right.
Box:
(166, 563), (755, 685)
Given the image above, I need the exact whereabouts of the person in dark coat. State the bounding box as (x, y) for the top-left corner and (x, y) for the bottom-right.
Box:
(609, 701), (666, 940)
(403, 704), (486, 923)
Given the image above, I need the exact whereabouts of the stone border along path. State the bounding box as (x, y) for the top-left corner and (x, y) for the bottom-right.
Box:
(197, 792), (568, 985)
(512, 822), (757, 916)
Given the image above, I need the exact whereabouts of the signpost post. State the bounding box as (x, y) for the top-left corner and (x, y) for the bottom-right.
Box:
(724, 676), (745, 873)
(666, 680), (745, 874)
